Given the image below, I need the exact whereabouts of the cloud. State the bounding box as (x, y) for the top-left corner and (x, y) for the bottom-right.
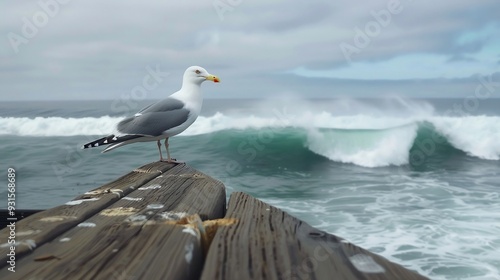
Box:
(0, 0), (499, 100)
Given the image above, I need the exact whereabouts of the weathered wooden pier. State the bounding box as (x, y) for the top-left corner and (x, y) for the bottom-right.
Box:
(0, 162), (427, 279)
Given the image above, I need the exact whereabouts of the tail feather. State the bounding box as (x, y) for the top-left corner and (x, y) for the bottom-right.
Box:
(81, 135), (141, 150)
(102, 142), (128, 153)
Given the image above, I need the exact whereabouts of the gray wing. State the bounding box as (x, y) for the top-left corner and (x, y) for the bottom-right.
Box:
(117, 98), (190, 136)
(137, 98), (185, 114)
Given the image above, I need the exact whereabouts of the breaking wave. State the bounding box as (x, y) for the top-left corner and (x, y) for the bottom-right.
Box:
(1, 112), (499, 167)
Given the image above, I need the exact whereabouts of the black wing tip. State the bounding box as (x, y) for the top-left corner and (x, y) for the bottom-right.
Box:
(82, 135), (116, 150)
(81, 143), (94, 149)
(81, 134), (142, 151)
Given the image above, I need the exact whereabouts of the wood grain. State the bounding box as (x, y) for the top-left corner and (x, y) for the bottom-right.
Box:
(0, 162), (176, 269)
(0, 163), (225, 280)
(201, 192), (427, 280)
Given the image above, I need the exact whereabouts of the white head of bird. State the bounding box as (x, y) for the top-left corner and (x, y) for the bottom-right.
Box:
(182, 66), (220, 87)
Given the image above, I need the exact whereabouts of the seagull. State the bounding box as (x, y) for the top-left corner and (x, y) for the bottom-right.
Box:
(82, 66), (219, 162)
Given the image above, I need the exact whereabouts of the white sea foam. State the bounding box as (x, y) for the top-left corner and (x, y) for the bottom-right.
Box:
(431, 116), (500, 160)
(306, 124), (418, 167)
(0, 116), (119, 136)
(0, 111), (415, 137)
(265, 176), (500, 280)
(184, 112), (289, 135)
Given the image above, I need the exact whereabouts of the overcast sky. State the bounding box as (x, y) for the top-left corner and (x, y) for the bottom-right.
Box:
(1, 0), (499, 100)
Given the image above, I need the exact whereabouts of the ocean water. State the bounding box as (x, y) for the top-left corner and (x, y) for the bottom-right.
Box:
(1, 97), (499, 279)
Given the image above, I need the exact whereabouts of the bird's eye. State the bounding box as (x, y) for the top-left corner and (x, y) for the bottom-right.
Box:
(195, 69), (201, 74)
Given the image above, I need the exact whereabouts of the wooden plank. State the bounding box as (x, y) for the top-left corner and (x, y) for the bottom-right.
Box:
(201, 192), (427, 280)
(0, 163), (226, 280)
(0, 161), (175, 269)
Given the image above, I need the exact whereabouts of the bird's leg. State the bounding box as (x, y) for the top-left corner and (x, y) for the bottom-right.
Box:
(165, 137), (175, 162)
(157, 140), (164, 161)
(164, 138), (171, 161)
(164, 138), (176, 163)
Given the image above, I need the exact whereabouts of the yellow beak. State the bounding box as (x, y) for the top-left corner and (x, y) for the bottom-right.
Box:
(205, 74), (220, 83)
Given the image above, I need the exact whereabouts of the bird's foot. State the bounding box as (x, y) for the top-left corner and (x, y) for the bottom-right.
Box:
(160, 158), (183, 164)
